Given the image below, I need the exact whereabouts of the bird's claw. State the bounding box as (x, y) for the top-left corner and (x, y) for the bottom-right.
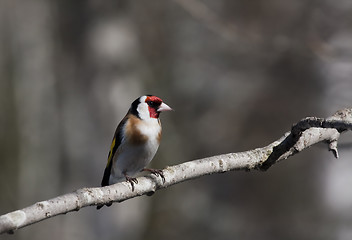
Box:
(143, 168), (165, 183)
(125, 175), (138, 191)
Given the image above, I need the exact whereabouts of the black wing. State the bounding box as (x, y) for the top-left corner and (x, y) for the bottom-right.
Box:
(101, 115), (128, 187)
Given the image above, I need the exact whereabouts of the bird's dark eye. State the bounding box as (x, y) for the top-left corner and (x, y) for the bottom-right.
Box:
(148, 101), (156, 107)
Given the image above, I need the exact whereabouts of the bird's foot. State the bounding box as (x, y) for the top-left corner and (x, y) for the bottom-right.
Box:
(143, 168), (165, 183)
(124, 174), (138, 191)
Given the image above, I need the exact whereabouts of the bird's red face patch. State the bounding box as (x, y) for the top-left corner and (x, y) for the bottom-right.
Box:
(146, 96), (162, 104)
(145, 96), (163, 118)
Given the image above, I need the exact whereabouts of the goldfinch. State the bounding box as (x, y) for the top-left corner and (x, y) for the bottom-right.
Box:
(97, 95), (172, 209)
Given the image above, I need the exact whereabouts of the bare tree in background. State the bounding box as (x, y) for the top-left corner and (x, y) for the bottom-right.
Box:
(1, 0), (352, 239)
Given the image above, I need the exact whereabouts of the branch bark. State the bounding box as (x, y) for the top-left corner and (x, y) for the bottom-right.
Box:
(1, 108), (352, 234)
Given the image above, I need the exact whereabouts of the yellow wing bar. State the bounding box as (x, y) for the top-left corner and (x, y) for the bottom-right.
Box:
(106, 137), (116, 167)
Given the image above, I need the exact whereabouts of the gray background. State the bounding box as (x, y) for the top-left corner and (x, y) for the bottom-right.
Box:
(1, 0), (352, 239)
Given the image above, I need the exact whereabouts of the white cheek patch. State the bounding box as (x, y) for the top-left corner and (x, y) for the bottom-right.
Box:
(137, 102), (151, 120)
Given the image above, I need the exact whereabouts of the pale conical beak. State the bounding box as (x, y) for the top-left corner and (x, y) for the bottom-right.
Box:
(157, 102), (173, 112)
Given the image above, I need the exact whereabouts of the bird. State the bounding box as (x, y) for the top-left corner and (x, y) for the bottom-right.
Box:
(97, 95), (172, 209)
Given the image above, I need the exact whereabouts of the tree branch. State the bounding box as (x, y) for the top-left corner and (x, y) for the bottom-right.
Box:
(1, 108), (352, 234)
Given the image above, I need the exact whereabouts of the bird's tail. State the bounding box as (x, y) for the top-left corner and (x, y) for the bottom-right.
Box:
(97, 162), (113, 210)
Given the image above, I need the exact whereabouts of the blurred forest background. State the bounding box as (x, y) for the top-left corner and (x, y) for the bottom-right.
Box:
(1, 0), (352, 239)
